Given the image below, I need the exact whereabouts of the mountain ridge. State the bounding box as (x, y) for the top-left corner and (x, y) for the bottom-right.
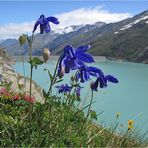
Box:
(1, 10), (148, 63)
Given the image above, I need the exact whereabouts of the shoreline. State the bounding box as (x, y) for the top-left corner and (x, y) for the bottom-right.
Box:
(12, 55), (148, 65)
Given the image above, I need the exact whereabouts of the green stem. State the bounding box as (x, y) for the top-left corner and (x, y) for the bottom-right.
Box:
(21, 48), (26, 78)
(47, 57), (61, 96)
(29, 65), (33, 98)
(21, 48), (26, 93)
(28, 33), (34, 122)
(29, 33), (34, 99)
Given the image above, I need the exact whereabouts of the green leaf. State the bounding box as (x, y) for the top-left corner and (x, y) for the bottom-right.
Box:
(54, 79), (63, 84)
(26, 35), (31, 46)
(44, 68), (53, 80)
(29, 57), (44, 68)
(90, 110), (97, 120)
(72, 84), (80, 87)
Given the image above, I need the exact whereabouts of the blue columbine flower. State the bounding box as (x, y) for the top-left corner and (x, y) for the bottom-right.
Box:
(56, 84), (71, 94)
(75, 86), (83, 97)
(75, 65), (104, 83)
(90, 75), (119, 91)
(58, 44), (94, 76)
(33, 14), (59, 34)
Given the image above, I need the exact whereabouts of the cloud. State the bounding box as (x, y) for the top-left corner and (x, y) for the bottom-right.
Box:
(0, 22), (35, 40)
(55, 6), (132, 28)
(0, 6), (132, 40)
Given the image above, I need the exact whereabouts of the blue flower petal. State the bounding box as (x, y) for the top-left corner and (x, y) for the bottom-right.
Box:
(68, 58), (79, 70)
(40, 25), (45, 34)
(75, 45), (90, 52)
(55, 84), (71, 94)
(99, 77), (107, 88)
(106, 75), (119, 83)
(33, 20), (40, 32)
(75, 52), (94, 63)
(75, 86), (83, 97)
(88, 66), (103, 77)
(46, 16), (59, 24)
(81, 70), (90, 82)
(64, 44), (75, 58)
(45, 23), (51, 33)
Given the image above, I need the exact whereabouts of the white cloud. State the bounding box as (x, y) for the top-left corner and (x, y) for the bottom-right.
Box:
(0, 22), (35, 40)
(0, 6), (132, 40)
(54, 6), (132, 28)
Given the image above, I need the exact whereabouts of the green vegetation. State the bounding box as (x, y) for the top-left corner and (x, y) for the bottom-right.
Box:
(0, 83), (147, 147)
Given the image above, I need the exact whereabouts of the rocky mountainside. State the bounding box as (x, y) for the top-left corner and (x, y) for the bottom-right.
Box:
(47, 10), (148, 63)
(0, 10), (148, 63)
(88, 10), (148, 63)
(0, 47), (14, 65)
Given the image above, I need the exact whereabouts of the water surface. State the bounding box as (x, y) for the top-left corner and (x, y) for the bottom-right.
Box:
(14, 57), (148, 136)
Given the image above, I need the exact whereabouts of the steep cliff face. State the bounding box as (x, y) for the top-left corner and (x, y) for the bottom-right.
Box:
(0, 48), (44, 103)
(0, 47), (15, 65)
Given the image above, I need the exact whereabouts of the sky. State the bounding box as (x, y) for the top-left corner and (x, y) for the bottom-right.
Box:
(0, 1), (148, 40)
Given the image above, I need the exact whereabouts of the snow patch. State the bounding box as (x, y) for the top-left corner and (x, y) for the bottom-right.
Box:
(53, 26), (75, 34)
(53, 25), (84, 34)
(64, 26), (74, 33)
(133, 15), (148, 24)
(119, 23), (133, 31)
(119, 15), (148, 31)
(114, 31), (119, 34)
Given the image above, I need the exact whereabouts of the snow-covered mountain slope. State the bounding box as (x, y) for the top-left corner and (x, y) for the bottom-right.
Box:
(114, 10), (148, 33)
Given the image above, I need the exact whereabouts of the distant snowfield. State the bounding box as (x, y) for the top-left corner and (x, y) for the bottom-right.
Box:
(114, 14), (148, 34)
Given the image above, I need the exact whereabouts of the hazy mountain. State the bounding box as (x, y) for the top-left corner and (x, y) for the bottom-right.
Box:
(0, 32), (59, 56)
(0, 23), (103, 56)
(0, 40), (4, 44)
(1, 10), (148, 63)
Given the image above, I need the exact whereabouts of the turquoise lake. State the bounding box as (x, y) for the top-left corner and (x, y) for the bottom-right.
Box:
(14, 57), (148, 136)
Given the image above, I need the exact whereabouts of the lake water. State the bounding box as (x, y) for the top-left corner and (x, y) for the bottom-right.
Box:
(14, 57), (148, 136)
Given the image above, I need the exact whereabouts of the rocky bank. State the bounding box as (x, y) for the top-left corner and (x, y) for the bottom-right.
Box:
(0, 48), (44, 103)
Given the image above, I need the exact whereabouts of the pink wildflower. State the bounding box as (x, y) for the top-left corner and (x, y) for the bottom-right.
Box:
(12, 94), (20, 101)
(24, 95), (35, 103)
(0, 87), (10, 97)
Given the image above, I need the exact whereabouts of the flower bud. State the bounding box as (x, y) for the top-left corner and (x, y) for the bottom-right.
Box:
(19, 34), (27, 46)
(90, 79), (99, 92)
(58, 66), (65, 78)
(43, 48), (50, 63)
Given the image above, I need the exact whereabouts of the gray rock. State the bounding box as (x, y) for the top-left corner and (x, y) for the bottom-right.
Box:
(0, 47), (44, 103)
